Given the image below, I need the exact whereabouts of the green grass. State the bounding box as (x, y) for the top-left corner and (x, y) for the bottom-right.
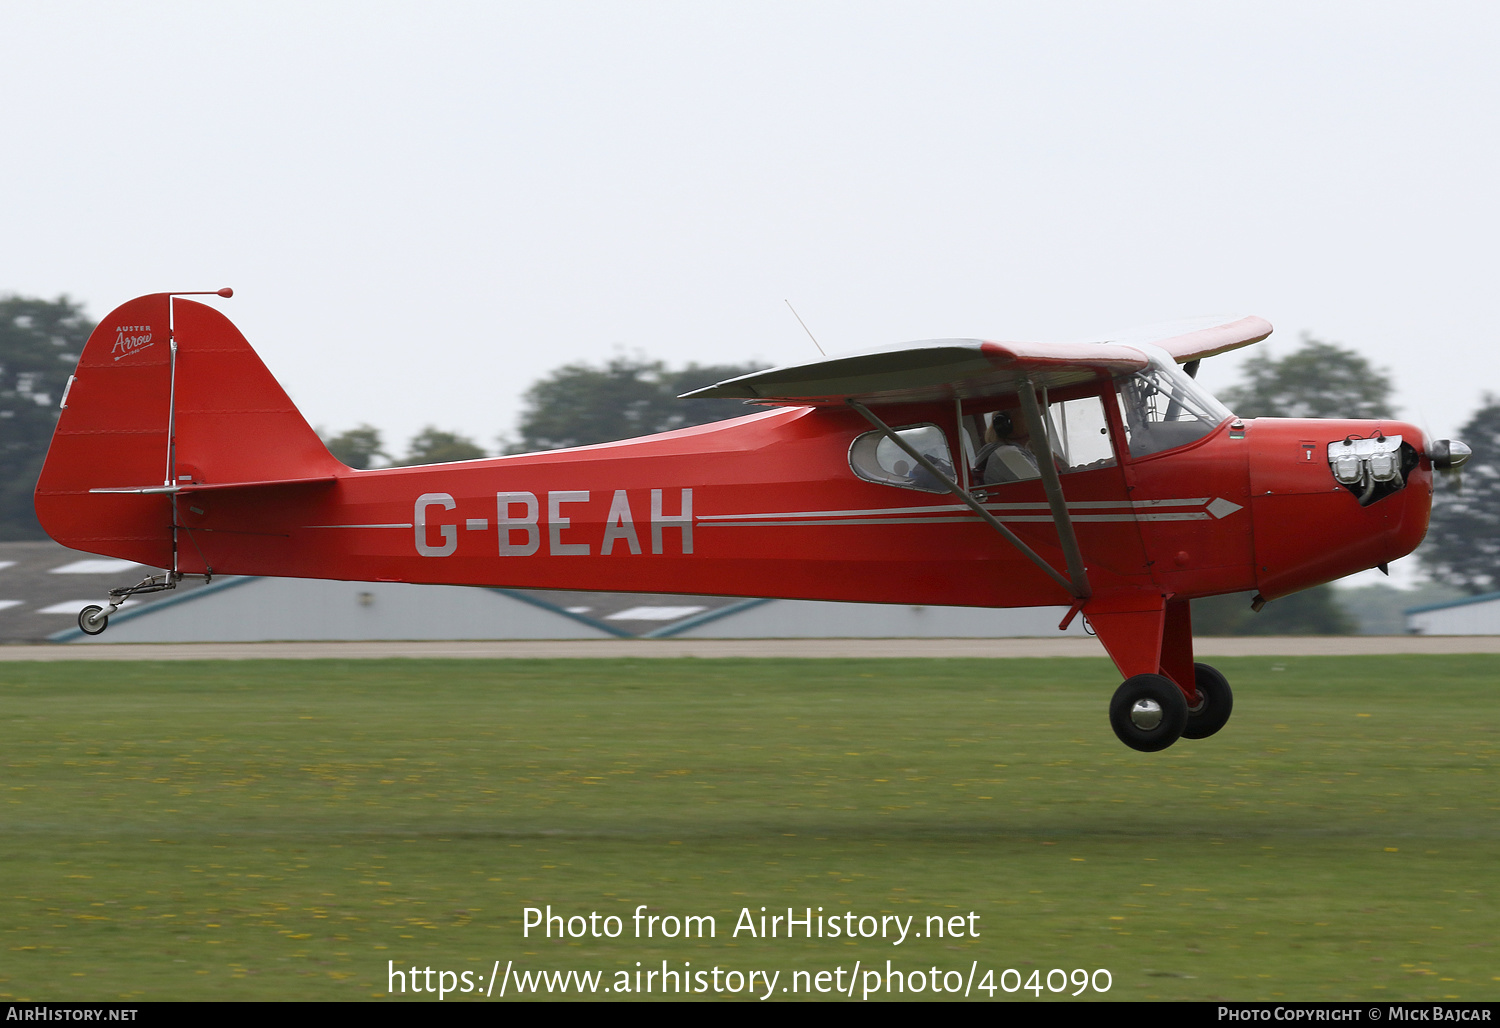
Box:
(1, 655), (1497, 1001)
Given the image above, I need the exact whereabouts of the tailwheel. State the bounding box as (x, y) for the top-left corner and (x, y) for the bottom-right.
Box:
(78, 605), (109, 636)
(1182, 662), (1233, 740)
(1109, 673), (1188, 752)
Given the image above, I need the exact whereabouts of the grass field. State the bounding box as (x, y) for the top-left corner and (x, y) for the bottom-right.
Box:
(0, 654), (1496, 1002)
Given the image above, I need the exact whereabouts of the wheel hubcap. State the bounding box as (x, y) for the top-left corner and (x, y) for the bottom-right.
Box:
(1129, 698), (1164, 730)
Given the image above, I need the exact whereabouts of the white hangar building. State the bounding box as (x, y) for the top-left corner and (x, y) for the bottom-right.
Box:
(1405, 591), (1500, 636)
(0, 540), (216, 644)
(51, 574), (1086, 644)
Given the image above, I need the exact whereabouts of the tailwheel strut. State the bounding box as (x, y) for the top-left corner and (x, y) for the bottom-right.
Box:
(75, 569), (212, 637)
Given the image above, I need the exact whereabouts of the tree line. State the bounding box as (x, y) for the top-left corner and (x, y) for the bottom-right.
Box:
(4, 293), (1496, 622)
(320, 355), (765, 468)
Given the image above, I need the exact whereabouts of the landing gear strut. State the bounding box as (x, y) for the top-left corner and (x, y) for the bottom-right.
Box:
(1090, 598), (1238, 752)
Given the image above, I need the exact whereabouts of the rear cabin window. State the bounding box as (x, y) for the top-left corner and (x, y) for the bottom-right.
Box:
(848, 424), (954, 494)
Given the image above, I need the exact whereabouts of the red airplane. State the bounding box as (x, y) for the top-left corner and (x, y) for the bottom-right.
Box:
(34, 291), (1471, 751)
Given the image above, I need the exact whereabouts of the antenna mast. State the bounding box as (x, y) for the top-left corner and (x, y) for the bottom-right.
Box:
(784, 300), (827, 356)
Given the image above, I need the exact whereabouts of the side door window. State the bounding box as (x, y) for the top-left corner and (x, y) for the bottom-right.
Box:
(967, 393), (1116, 486)
(1045, 395), (1116, 472)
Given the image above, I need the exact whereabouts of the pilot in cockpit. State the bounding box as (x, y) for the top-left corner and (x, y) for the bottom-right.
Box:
(974, 411), (1041, 485)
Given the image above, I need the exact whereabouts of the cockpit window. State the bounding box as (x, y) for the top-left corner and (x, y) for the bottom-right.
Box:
(1115, 352), (1232, 458)
(849, 424), (954, 493)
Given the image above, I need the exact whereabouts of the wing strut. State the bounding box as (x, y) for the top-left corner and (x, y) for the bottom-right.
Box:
(846, 400), (1087, 599)
(1015, 379), (1092, 601)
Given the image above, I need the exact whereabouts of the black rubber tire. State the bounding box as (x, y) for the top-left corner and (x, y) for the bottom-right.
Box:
(1108, 673), (1188, 752)
(1181, 662), (1233, 740)
(77, 605), (108, 636)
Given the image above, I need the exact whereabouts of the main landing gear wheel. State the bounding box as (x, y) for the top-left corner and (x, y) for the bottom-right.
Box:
(77, 605), (109, 636)
(1109, 674), (1188, 752)
(1182, 662), (1233, 740)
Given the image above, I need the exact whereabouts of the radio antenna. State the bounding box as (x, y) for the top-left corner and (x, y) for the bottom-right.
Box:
(784, 300), (827, 356)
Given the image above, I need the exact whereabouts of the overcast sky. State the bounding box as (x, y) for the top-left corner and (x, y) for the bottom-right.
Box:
(4, 1), (1497, 460)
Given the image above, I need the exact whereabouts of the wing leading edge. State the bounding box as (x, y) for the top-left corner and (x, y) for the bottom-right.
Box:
(683, 315), (1271, 407)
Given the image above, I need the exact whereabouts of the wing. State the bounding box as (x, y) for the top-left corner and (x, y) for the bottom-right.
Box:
(1098, 314), (1272, 363)
(683, 315), (1271, 407)
(682, 338), (1147, 407)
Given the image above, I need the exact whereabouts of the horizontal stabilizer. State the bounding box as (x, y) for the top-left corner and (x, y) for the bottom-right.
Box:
(89, 475), (338, 496)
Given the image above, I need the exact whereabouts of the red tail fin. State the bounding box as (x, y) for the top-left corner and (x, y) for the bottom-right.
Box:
(35, 294), (343, 567)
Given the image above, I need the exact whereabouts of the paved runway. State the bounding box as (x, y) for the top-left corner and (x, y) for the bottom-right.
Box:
(0, 636), (1495, 660)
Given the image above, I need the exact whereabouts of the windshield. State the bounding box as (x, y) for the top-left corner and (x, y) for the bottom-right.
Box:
(1115, 350), (1233, 458)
